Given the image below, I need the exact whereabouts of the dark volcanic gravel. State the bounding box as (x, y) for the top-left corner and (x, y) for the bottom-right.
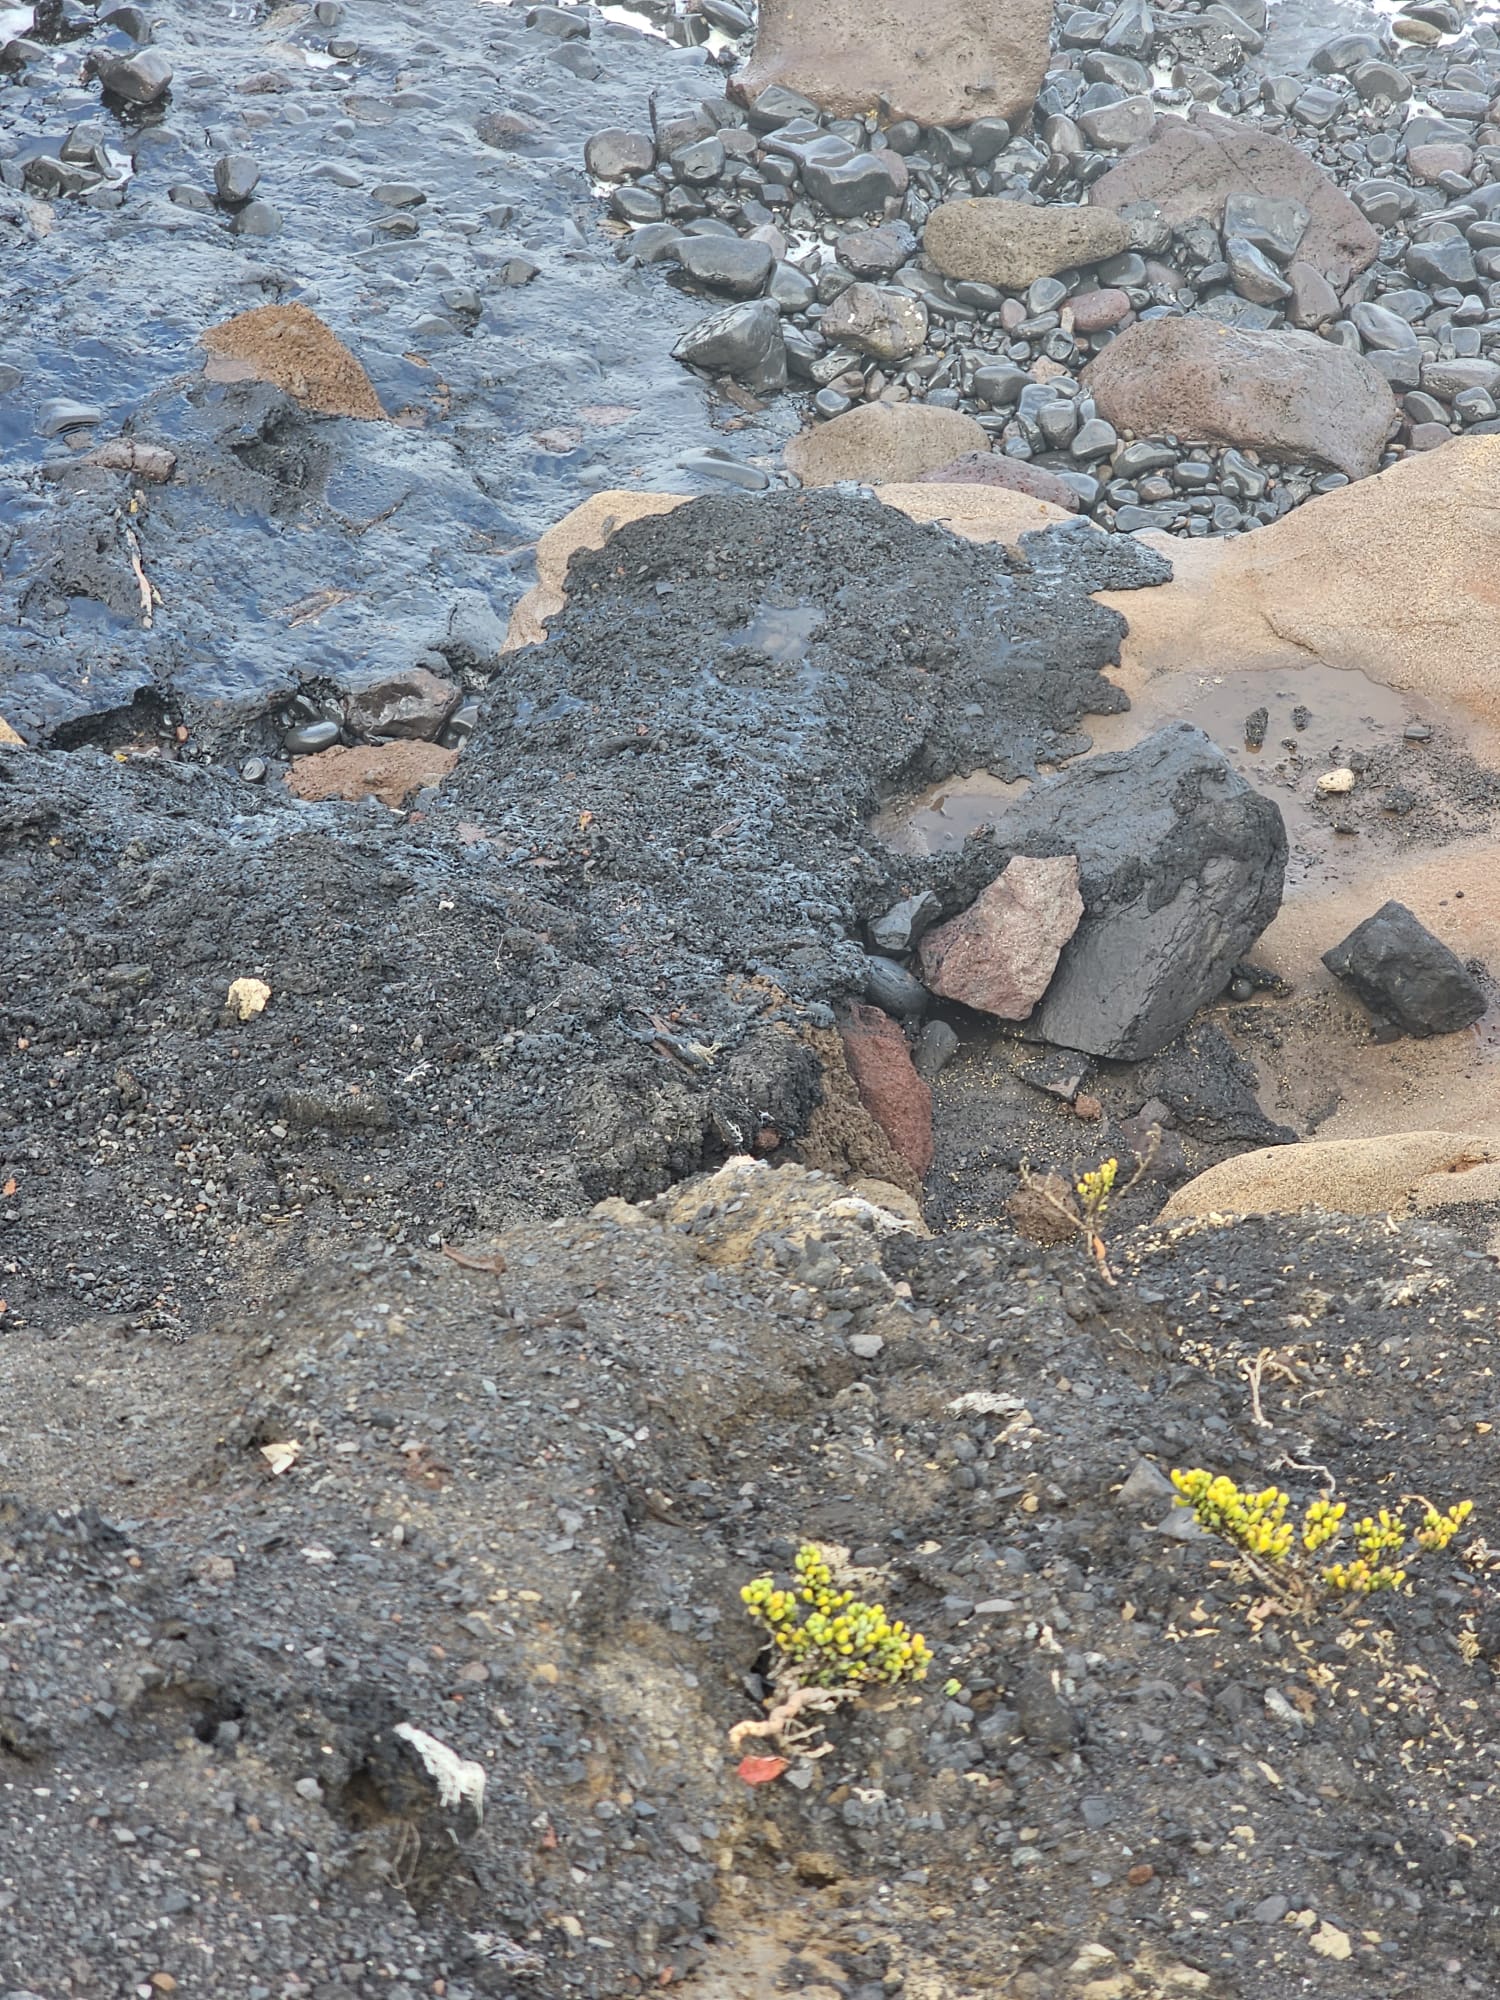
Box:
(0, 492), (1164, 1338)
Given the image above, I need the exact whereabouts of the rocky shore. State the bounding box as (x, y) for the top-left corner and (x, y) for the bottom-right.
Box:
(2, 2), (1499, 1998)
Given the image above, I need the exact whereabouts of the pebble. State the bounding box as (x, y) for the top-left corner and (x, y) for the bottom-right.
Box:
(93, 48), (173, 103)
(863, 954), (927, 1020)
(1315, 768), (1356, 795)
(213, 153), (261, 204)
(284, 720), (341, 755)
(676, 235), (773, 298)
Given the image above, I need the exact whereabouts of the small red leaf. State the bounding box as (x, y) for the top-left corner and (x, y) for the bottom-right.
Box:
(736, 1755), (788, 1786)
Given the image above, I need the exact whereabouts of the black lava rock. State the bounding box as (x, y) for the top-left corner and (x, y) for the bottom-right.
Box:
(1322, 900), (1487, 1037)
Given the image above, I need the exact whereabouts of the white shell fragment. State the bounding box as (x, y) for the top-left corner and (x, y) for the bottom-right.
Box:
(393, 1722), (487, 1821)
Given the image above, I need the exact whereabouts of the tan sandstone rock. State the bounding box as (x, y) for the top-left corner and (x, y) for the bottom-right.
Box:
(201, 302), (385, 419)
(1157, 1130), (1500, 1224)
(785, 403), (988, 487)
(924, 199), (1130, 291)
(501, 490), (693, 652)
(1095, 435), (1500, 721)
(732, 0), (1050, 130)
(876, 481), (1077, 545)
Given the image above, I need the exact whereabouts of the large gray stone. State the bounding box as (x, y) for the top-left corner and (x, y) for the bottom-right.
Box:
(1083, 318), (1397, 480)
(732, 0), (1050, 129)
(984, 724), (1287, 1061)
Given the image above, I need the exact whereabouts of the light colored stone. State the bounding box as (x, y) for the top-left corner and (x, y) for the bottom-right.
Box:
(286, 740), (459, 808)
(0, 716), (22, 746)
(876, 481), (1077, 545)
(1157, 1129), (1500, 1225)
(1315, 767), (1356, 795)
(924, 199), (1130, 291)
(1096, 436), (1500, 720)
(786, 403), (988, 486)
(501, 490), (693, 652)
(732, 0), (1050, 130)
(1083, 318), (1397, 480)
(917, 856), (1083, 1019)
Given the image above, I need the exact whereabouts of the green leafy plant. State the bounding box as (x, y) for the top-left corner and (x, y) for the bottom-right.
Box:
(1171, 1467), (1473, 1613)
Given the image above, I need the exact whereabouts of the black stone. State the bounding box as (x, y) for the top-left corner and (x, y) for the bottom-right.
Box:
(1322, 901), (1487, 1037)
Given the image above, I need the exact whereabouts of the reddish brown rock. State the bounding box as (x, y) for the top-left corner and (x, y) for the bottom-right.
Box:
(1067, 287), (1132, 333)
(1083, 318), (1397, 481)
(838, 1003), (934, 1181)
(1407, 142), (1474, 185)
(913, 451), (1080, 510)
(286, 741), (458, 809)
(201, 302), (385, 419)
(917, 856), (1083, 1020)
(1088, 110), (1378, 288)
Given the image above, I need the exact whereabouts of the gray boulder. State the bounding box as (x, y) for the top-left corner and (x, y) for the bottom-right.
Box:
(673, 299), (787, 395)
(985, 724), (1287, 1060)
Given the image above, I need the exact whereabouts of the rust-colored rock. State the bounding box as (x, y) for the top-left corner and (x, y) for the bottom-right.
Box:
(733, 0), (1050, 130)
(1083, 318), (1397, 481)
(1088, 110), (1378, 289)
(286, 741), (457, 809)
(838, 1003), (934, 1182)
(918, 856), (1083, 1020)
(201, 302), (385, 419)
(1007, 1172), (1081, 1247)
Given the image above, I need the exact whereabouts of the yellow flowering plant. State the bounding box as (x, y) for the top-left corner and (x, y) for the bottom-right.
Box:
(1171, 1467), (1473, 1614)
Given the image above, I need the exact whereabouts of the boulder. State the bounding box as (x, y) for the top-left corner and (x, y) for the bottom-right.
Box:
(917, 855), (1084, 1019)
(201, 303), (385, 420)
(1158, 1130), (1500, 1223)
(819, 283), (928, 362)
(1093, 436), (1500, 715)
(732, 0), (1050, 130)
(1082, 319), (1397, 480)
(984, 724), (1287, 1061)
(673, 298), (787, 395)
(1087, 109), (1379, 288)
(913, 452), (1081, 509)
(923, 199), (1130, 291)
(346, 667), (459, 741)
(838, 1003), (935, 1180)
(875, 481), (1077, 545)
(785, 402), (987, 485)
(1323, 901), (1488, 1037)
